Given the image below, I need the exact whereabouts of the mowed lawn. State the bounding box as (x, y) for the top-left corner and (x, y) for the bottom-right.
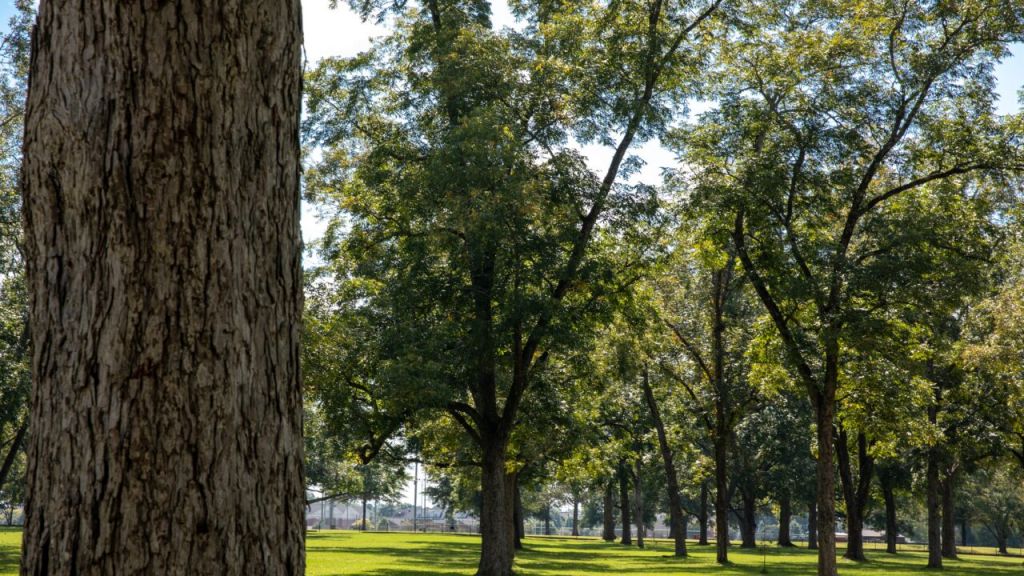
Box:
(0, 528), (1020, 575)
(307, 532), (1022, 576)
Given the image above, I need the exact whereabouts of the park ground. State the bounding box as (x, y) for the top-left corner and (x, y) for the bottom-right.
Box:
(0, 529), (1020, 574)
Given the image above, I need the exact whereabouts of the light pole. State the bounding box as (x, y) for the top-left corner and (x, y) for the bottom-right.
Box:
(413, 459), (419, 533)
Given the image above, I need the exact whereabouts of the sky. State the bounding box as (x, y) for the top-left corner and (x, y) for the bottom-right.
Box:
(0, 1), (1020, 248)
(0, 2), (1021, 508)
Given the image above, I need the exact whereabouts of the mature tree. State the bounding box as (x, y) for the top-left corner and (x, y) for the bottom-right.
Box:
(20, 2), (305, 573)
(964, 462), (1024, 554)
(651, 227), (760, 563)
(0, 1), (33, 501)
(679, 2), (1024, 573)
(304, 0), (723, 571)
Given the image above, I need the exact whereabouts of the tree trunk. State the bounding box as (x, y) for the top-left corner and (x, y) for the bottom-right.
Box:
(640, 367), (686, 556)
(837, 430), (873, 561)
(0, 419), (27, 492)
(619, 462), (632, 545)
(778, 493), (794, 547)
(362, 496), (368, 530)
(602, 481), (616, 542)
(807, 500), (818, 550)
(572, 498), (579, 537)
(880, 472), (898, 554)
(20, 1), (305, 574)
(996, 534), (1007, 555)
(926, 437), (943, 568)
(940, 468), (958, 559)
(699, 482), (709, 545)
(738, 491), (756, 548)
(813, 375), (838, 576)
(477, 437), (515, 576)
(513, 475), (524, 550)
(714, 433), (729, 563)
(960, 517), (968, 547)
(543, 503), (551, 536)
(633, 458), (645, 549)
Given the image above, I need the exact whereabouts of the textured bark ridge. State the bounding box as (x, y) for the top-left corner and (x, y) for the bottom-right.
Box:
(21, 1), (305, 574)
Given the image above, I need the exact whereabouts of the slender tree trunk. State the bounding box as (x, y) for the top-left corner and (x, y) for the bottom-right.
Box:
(619, 462), (632, 545)
(926, 439), (943, 568)
(0, 419), (27, 492)
(572, 498), (579, 537)
(362, 496), (368, 530)
(640, 367), (686, 556)
(778, 493), (794, 547)
(478, 436), (514, 576)
(699, 482), (709, 545)
(837, 430), (873, 561)
(602, 481), (616, 542)
(813, 369), (839, 576)
(513, 475), (524, 550)
(714, 433), (730, 563)
(738, 491), (757, 548)
(960, 518), (968, 547)
(543, 503), (551, 536)
(20, 1), (305, 574)
(807, 500), (818, 550)
(633, 458), (645, 549)
(940, 468), (958, 559)
(880, 472), (898, 554)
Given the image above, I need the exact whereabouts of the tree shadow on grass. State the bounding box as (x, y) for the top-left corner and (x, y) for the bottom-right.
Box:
(311, 534), (1024, 576)
(0, 546), (17, 575)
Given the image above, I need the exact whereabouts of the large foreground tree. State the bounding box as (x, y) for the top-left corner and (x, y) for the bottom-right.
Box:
(20, 2), (305, 573)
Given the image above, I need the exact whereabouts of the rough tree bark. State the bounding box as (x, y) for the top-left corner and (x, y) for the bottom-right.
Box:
(20, 1), (304, 574)
(478, 436), (515, 575)
(602, 481), (616, 542)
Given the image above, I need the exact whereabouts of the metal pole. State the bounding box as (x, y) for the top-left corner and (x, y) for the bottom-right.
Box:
(413, 460), (418, 533)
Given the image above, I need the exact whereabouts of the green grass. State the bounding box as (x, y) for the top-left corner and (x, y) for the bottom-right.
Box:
(0, 528), (1020, 574)
(305, 531), (1024, 575)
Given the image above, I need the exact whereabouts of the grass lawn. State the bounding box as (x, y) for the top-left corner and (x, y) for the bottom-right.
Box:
(0, 528), (1020, 574)
(305, 531), (1024, 575)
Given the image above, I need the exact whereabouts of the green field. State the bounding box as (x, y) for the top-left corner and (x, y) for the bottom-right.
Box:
(303, 532), (1023, 575)
(0, 529), (1021, 574)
